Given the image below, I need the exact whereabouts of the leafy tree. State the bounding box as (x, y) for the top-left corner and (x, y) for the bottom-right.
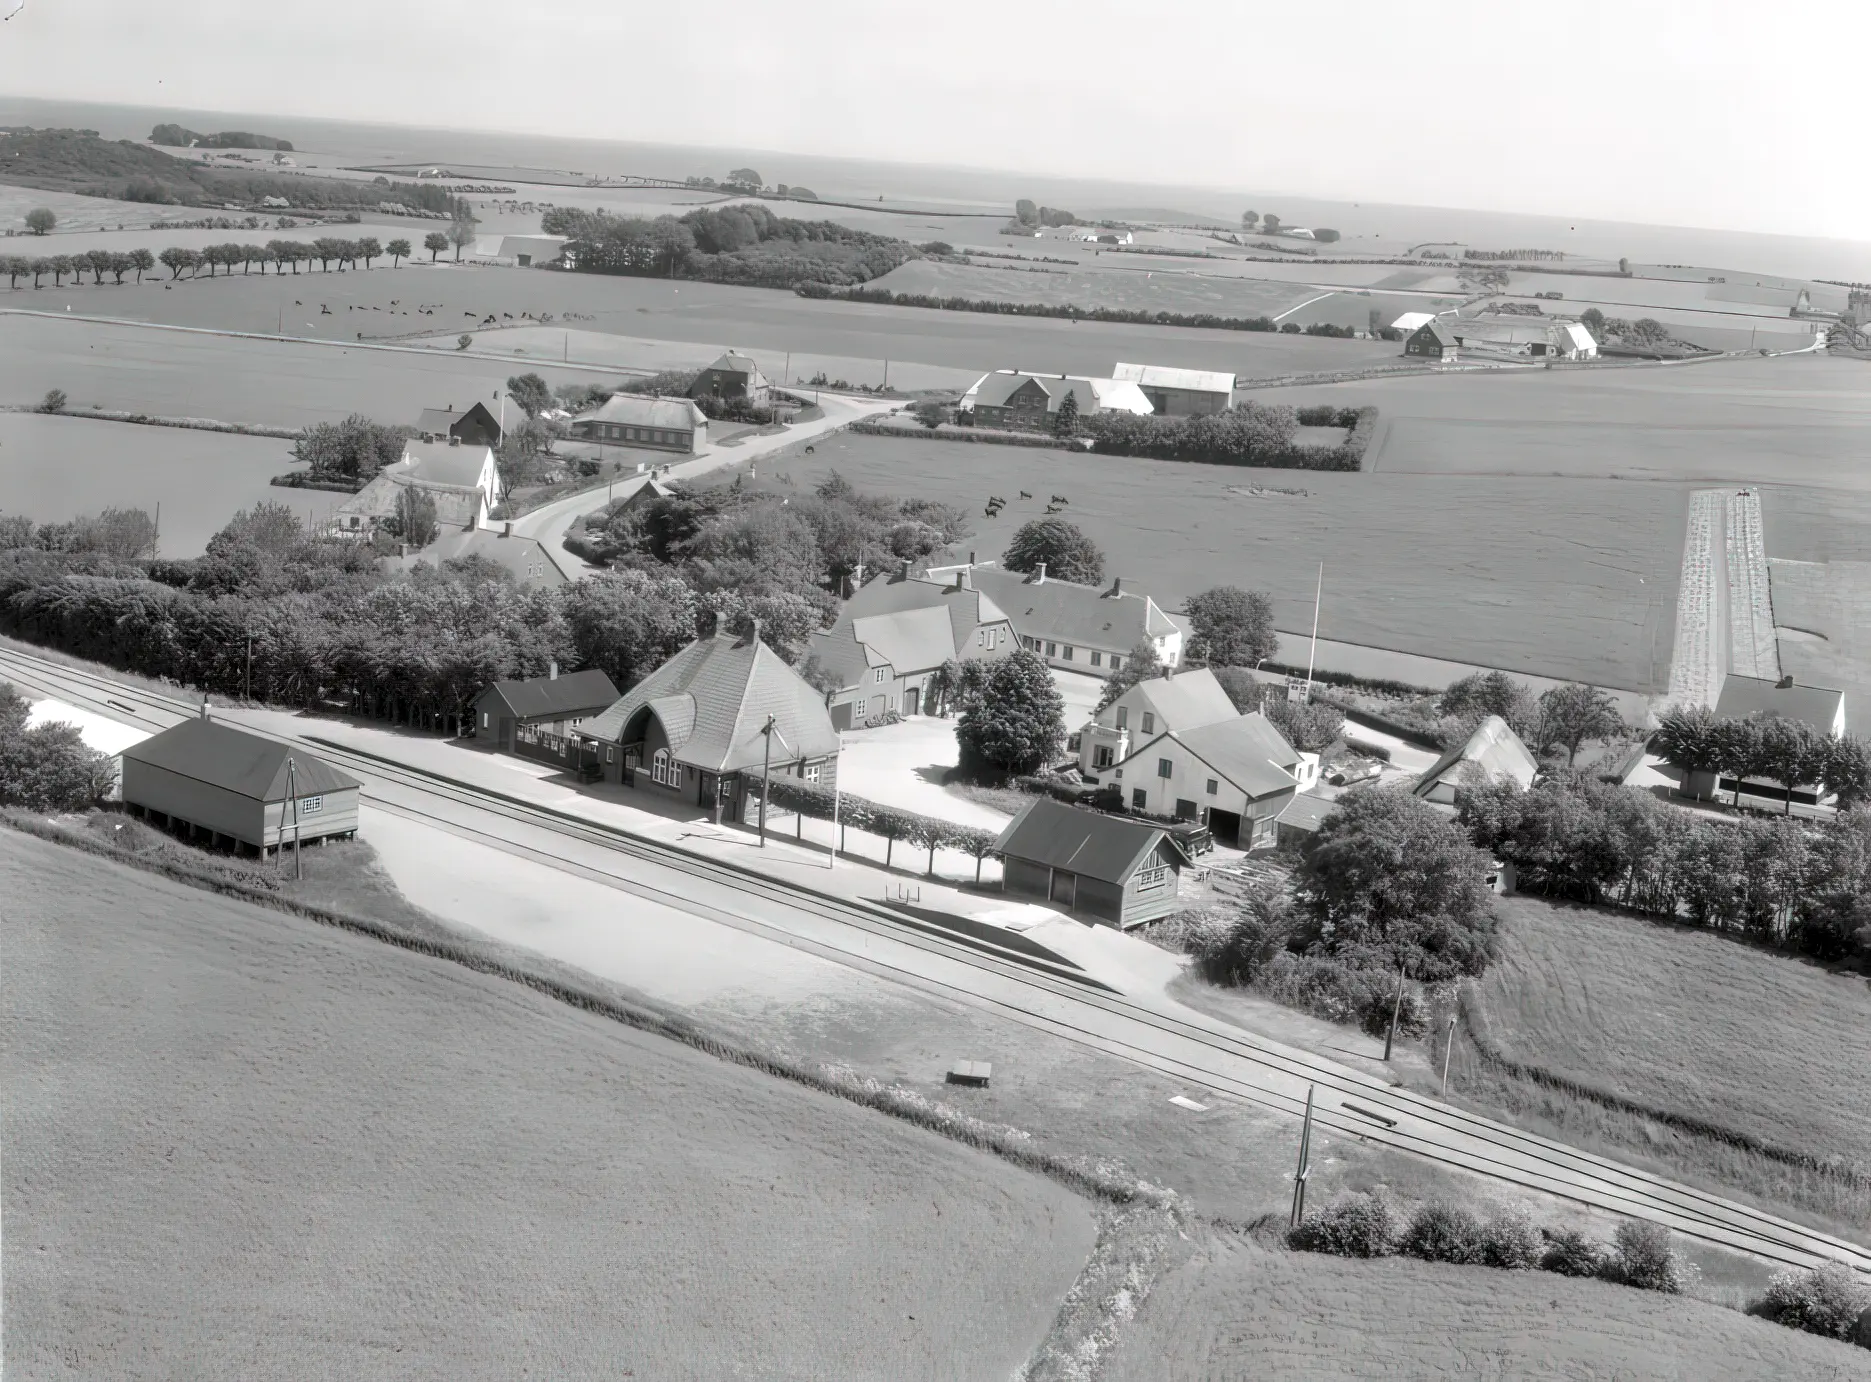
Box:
(158, 246), (192, 280)
(85, 248), (112, 283)
(1261, 695), (1346, 752)
(448, 211), (477, 261)
(386, 237), (411, 267)
(1094, 638), (1162, 713)
(1186, 585), (1277, 667)
(912, 398), (946, 429)
(1580, 307), (1606, 336)
(3, 255), (26, 289)
(1652, 703), (1724, 794)
(210, 501), (304, 556)
(1296, 785), (1498, 980)
(424, 231), (449, 262)
(1535, 682), (1622, 765)
(1822, 735), (1871, 809)
(1241, 209), (1258, 230)
(1014, 199), (1038, 226)
(392, 486), (439, 546)
(49, 254), (73, 286)
(0, 687), (113, 811)
(727, 167), (764, 189)
(562, 568), (699, 691)
(40, 389), (66, 413)
(357, 236), (382, 268)
(29, 258), (50, 288)
(956, 648), (1065, 776)
(1002, 517), (1105, 585)
(24, 207), (55, 235)
(292, 414), (412, 483)
(1754, 715), (1828, 815)
(1264, 213), (1282, 233)
(505, 372), (552, 418)
(129, 248), (154, 283)
(926, 656), (994, 718)
(1051, 389), (1080, 438)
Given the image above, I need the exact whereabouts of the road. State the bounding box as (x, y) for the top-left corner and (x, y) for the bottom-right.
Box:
(514, 391), (895, 574)
(3, 641), (1867, 1278)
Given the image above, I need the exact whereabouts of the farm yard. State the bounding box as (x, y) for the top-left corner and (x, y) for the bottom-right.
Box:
(0, 412), (332, 557)
(0, 832), (1097, 1380)
(771, 431), (1683, 692)
(1462, 895), (1871, 1227)
(1104, 1229), (1871, 1381)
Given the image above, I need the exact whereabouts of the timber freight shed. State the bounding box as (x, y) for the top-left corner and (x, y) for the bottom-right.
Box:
(993, 797), (1187, 927)
(119, 712), (360, 857)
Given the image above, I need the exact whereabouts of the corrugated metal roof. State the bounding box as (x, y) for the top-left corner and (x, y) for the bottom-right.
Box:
(993, 797), (1168, 885)
(479, 669), (619, 721)
(968, 567), (1177, 649)
(1412, 715), (1539, 798)
(1715, 674), (1844, 734)
(1112, 362), (1236, 395)
(122, 718), (359, 801)
(582, 631), (840, 772)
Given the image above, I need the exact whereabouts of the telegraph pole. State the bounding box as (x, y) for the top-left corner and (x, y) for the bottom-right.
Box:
(1441, 1015), (1458, 1094)
(1383, 962), (1405, 1061)
(759, 715), (775, 847)
(828, 732), (844, 868)
(287, 756), (303, 880)
(1290, 1083), (1316, 1228)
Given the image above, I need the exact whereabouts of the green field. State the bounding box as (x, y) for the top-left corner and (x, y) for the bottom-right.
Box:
(1473, 896), (1871, 1173)
(773, 432), (1683, 691)
(0, 831), (1095, 1379)
(870, 257), (1332, 318)
(1106, 1229), (1870, 1381)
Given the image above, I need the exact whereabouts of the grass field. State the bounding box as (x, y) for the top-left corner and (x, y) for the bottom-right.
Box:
(1472, 896), (1871, 1172)
(2, 255), (1417, 383)
(0, 830), (1096, 1379)
(772, 432), (1683, 691)
(869, 257), (1337, 318)
(1104, 1229), (1871, 1381)
(0, 411), (334, 555)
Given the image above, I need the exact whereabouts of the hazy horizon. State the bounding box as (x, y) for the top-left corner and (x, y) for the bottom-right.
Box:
(4, 0), (1869, 246)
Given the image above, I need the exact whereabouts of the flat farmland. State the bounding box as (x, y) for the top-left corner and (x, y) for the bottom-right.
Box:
(0, 185), (182, 235)
(1259, 354), (1871, 489)
(4, 260), (1415, 382)
(1474, 896), (1871, 1173)
(773, 433), (1682, 691)
(0, 831), (1095, 1380)
(1765, 554), (1871, 738)
(1104, 1230), (1870, 1381)
(0, 314), (603, 428)
(0, 412), (332, 556)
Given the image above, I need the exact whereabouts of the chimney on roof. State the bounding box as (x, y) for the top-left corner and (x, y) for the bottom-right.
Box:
(953, 566), (971, 592)
(502, 521), (512, 538)
(1034, 562), (1046, 585)
(1108, 576), (1123, 598)
(1778, 673), (1795, 689)
(968, 550), (976, 566)
(449, 434), (461, 446)
(548, 660), (559, 680)
(199, 699), (209, 721)
(897, 558), (911, 581)
(748, 617), (762, 646)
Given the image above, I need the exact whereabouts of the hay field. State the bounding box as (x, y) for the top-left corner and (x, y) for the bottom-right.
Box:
(775, 433), (1681, 691)
(0, 185), (183, 235)
(0, 412), (333, 556)
(1259, 354), (1871, 490)
(1473, 896), (1871, 1170)
(0, 831), (1095, 1380)
(1103, 1230), (1870, 1381)
(1764, 556), (1871, 753)
(4, 260), (1412, 383)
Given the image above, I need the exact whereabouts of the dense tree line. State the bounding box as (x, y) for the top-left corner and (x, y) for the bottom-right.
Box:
(0, 684), (114, 812)
(1080, 404), (1376, 472)
(542, 204), (918, 289)
(1652, 703), (1870, 811)
(1458, 770), (1871, 965)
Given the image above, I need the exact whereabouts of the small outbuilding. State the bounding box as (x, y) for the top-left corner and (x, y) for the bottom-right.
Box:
(474, 665), (621, 754)
(120, 714), (360, 855)
(993, 797), (1187, 928)
(1111, 362), (1235, 416)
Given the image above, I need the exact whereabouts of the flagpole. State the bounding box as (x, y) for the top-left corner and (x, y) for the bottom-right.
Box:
(1304, 562), (1323, 701)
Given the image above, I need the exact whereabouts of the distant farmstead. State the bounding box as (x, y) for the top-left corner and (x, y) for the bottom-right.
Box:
(415, 401), (502, 448)
(1449, 316), (1597, 360)
(1403, 320), (1459, 360)
(1111, 362), (1235, 416)
(957, 371), (1154, 430)
(567, 394), (708, 454)
(328, 437), (503, 536)
(119, 713), (360, 856)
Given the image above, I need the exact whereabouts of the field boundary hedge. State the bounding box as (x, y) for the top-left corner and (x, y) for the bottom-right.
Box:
(850, 418), (1078, 451)
(8, 404), (299, 439)
(1456, 983), (1871, 1189)
(2, 808), (1180, 1213)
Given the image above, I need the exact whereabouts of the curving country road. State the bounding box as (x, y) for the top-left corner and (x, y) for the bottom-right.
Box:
(3, 642), (1867, 1280)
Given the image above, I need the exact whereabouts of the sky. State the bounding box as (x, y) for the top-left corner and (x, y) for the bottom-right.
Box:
(3, 0), (1868, 241)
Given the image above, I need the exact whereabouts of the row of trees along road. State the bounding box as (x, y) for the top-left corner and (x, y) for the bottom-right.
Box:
(1652, 703), (1871, 812)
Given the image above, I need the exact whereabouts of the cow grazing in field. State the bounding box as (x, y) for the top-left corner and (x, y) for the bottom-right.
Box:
(1019, 490), (1032, 499)
(1051, 494), (1068, 504)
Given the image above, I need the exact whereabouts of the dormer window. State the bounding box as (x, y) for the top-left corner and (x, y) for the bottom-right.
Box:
(873, 667), (887, 684)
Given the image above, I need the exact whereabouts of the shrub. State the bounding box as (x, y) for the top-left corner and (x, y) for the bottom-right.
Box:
(1254, 952), (1429, 1037)
(1287, 1191), (1399, 1257)
(1753, 1262), (1871, 1341)
(1540, 1227), (1609, 1277)
(1401, 1201), (1485, 1264)
(40, 388), (66, 414)
(1604, 1220), (1690, 1293)
(1479, 1207), (1543, 1269)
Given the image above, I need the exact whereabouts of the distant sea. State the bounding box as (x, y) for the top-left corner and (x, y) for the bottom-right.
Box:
(6, 95), (1871, 283)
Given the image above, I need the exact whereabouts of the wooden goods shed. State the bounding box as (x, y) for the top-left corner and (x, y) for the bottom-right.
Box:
(993, 797), (1186, 928)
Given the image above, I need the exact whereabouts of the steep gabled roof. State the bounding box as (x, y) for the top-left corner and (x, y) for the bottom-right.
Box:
(1118, 712), (1299, 801)
(479, 669), (620, 720)
(399, 439), (498, 491)
(582, 631), (840, 772)
(1412, 714), (1538, 798)
(705, 351), (767, 379)
(1412, 320), (1459, 348)
(415, 401), (500, 438)
(851, 606), (957, 677)
(993, 797), (1171, 885)
(808, 570), (1014, 692)
(122, 718), (359, 801)
(1117, 669), (1239, 734)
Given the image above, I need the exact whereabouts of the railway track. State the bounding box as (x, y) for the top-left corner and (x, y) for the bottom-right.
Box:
(4, 642), (1867, 1276)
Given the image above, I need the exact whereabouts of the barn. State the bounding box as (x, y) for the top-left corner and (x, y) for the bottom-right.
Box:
(1404, 321), (1459, 360)
(119, 713), (360, 855)
(993, 798), (1186, 928)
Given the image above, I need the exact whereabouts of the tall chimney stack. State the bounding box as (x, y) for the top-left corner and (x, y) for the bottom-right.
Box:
(548, 660), (559, 681)
(1035, 562), (1047, 585)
